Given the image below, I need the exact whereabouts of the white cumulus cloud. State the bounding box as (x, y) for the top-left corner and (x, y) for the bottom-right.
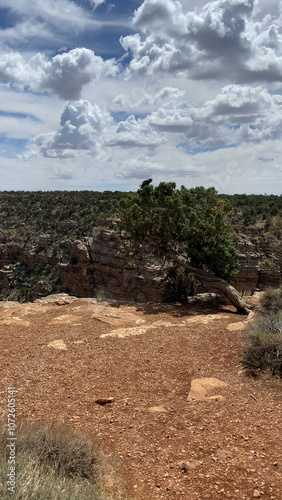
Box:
(34, 100), (113, 158)
(106, 114), (166, 148)
(148, 85), (282, 148)
(0, 48), (118, 99)
(121, 0), (282, 84)
(32, 84), (282, 159)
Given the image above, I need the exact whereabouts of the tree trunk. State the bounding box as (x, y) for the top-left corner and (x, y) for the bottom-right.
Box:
(169, 251), (251, 315)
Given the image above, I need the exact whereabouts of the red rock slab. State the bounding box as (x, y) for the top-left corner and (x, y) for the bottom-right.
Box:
(187, 377), (228, 401)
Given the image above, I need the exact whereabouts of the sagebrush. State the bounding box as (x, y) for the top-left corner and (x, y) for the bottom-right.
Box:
(241, 287), (282, 377)
(0, 420), (122, 500)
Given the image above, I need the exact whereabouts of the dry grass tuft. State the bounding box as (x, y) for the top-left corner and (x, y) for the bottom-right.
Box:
(241, 287), (282, 377)
(0, 420), (124, 499)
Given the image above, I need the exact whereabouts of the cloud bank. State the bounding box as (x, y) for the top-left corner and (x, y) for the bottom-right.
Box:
(121, 0), (282, 83)
(1, 0), (282, 193)
(33, 84), (282, 161)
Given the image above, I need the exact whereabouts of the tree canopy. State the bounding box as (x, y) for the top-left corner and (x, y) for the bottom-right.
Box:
(119, 182), (238, 282)
(118, 182), (250, 314)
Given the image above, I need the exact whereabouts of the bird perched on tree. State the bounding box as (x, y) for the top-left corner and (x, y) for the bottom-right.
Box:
(139, 178), (152, 189)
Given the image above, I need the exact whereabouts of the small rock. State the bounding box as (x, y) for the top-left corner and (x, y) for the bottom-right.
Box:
(247, 310), (255, 321)
(149, 406), (168, 413)
(187, 377), (228, 401)
(215, 449), (232, 460)
(47, 339), (67, 350)
(36, 293), (77, 305)
(95, 397), (115, 406)
(226, 321), (245, 331)
(253, 490), (261, 498)
(179, 459), (202, 472)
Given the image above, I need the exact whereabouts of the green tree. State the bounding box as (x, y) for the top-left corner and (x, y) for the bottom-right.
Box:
(118, 182), (251, 314)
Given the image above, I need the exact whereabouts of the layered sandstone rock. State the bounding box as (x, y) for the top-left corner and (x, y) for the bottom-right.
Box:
(234, 236), (281, 292)
(234, 237), (261, 292)
(88, 227), (164, 302)
(58, 241), (94, 298)
(0, 226), (280, 302)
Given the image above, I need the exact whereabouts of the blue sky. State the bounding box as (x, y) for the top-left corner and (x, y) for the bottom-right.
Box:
(0, 0), (282, 193)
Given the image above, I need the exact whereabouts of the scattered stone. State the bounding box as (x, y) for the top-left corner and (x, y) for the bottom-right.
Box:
(47, 339), (67, 350)
(226, 321), (246, 331)
(0, 317), (30, 326)
(253, 489), (261, 498)
(185, 314), (226, 325)
(246, 310), (255, 322)
(187, 377), (228, 401)
(149, 406), (168, 413)
(101, 320), (185, 338)
(100, 326), (151, 338)
(49, 314), (82, 325)
(149, 320), (181, 327)
(36, 293), (77, 305)
(179, 459), (202, 472)
(214, 449), (232, 460)
(95, 397), (115, 406)
(94, 312), (146, 326)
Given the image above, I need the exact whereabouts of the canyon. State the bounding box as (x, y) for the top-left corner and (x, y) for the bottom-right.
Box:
(0, 223), (280, 304)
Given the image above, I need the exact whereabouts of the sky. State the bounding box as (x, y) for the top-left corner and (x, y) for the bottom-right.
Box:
(0, 0), (282, 194)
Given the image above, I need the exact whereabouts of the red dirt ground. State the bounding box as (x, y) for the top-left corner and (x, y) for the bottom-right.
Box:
(0, 294), (281, 499)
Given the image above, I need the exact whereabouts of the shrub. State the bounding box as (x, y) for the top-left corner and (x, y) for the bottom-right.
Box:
(163, 268), (196, 303)
(241, 287), (282, 377)
(95, 287), (106, 302)
(0, 420), (115, 499)
(257, 287), (282, 316)
(241, 332), (282, 378)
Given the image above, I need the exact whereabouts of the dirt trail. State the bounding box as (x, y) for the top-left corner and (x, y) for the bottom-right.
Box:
(0, 295), (281, 499)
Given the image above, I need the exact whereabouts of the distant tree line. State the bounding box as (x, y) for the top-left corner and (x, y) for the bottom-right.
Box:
(222, 193), (282, 227)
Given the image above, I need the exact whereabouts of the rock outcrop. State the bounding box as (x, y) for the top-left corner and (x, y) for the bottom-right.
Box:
(0, 225), (281, 302)
(88, 227), (165, 302)
(234, 237), (261, 292)
(234, 235), (281, 292)
(58, 241), (94, 298)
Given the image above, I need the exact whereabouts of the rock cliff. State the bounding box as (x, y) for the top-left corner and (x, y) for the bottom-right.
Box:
(0, 225), (280, 302)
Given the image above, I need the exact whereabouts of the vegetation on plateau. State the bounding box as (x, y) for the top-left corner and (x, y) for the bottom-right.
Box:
(0, 188), (281, 303)
(223, 193), (282, 227)
(0, 190), (127, 301)
(0, 190), (126, 254)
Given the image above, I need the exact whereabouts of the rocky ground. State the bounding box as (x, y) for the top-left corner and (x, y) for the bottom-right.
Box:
(0, 294), (281, 499)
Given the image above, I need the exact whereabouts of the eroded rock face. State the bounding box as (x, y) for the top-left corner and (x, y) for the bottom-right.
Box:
(235, 238), (261, 292)
(58, 241), (94, 298)
(234, 236), (281, 292)
(88, 227), (165, 302)
(259, 269), (281, 288)
(47, 228), (166, 301)
(0, 226), (280, 302)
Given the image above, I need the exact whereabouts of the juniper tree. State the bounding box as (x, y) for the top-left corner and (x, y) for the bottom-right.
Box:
(118, 182), (251, 314)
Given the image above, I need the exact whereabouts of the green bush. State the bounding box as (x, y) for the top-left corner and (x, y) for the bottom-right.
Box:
(241, 287), (282, 377)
